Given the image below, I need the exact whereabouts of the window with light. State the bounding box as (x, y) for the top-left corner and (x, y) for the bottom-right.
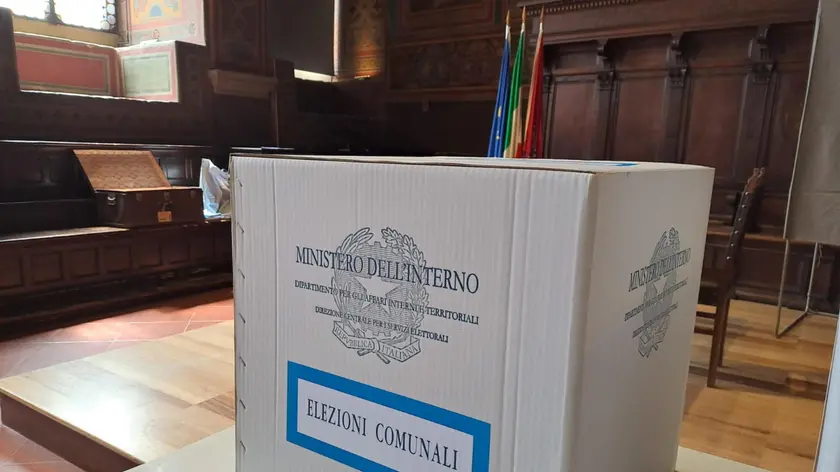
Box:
(0, 0), (117, 32)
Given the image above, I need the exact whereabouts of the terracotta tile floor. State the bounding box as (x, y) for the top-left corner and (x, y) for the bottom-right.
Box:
(0, 288), (234, 472)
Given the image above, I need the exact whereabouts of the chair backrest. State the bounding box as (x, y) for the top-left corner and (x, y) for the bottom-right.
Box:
(724, 167), (766, 272)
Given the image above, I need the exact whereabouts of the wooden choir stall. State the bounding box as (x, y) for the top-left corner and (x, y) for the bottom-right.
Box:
(0, 2), (387, 332)
(519, 0), (839, 317)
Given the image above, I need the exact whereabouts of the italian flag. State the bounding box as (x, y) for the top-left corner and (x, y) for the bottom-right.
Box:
(522, 6), (545, 158)
(503, 9), (526, 158)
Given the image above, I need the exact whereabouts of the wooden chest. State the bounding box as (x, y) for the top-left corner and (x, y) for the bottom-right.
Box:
(74, 150), (203, 228)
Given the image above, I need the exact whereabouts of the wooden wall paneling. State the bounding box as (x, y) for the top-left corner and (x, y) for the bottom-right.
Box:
(658, 33), (687, 162)
(155, 152), (202, 187)
(103, 244), (132, 274)
(0, 202), (96, 235)
(547, 43), (597, 158)
(214, 224), (233, 258)
(175, 42), (214, 112)
(681, 28), (751, 183)
(548, 77), (595, 158)
(610, 35), (669, 162)
(734, 26), (774, 181)
(387, 34), (502, 96)
(0, 148), (88, 203)
(537, 7), (816, 230)
(0, 245), (24, 290)
(0, 222), (231, 299)
(706, 231), (837, 312)
(134, 236), (163, 270)
(29, 250), (62, 286)
(163, 237), (190, 265)
(17, 246), (31, 290)
(391, 0), (502, 42)
(524, 0), (818, 44)
(0, 95), (203, 145)
(590, 40), (616, 160)
(379, 0), (511, 152)
(0, 223), (232, 326)
(539, 54), (553, 159)
(190, 231), (215, 261)
(203, 0), (276, 149)
(527, 0), (824, 310)
(271, 59), (299, 147)
(206, 0), (266, 74)
(66, 246), (99, 280)
(385, 100), (493, 155)
(213, 95), (273, 147)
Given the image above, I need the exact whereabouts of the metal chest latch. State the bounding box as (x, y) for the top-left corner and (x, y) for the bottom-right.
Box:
(157, 202), (173, 223)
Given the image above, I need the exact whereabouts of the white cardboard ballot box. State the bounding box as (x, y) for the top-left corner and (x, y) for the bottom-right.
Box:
(232, 155), (714, 472)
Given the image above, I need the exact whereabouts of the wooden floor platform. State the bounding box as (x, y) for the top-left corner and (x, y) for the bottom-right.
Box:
(125, 426), (766, 472)
(0, 301), (833, 472)
(0, 322), (234, 472)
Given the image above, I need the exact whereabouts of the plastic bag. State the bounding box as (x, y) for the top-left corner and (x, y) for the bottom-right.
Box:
(199, 158), (231, 218)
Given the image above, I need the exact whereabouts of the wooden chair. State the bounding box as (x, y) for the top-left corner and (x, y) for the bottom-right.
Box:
(695, 167), (766, 388)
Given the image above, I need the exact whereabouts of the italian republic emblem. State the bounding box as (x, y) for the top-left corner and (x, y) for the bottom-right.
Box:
(331, 227), (429, 364)
(637, 228), (681, 358)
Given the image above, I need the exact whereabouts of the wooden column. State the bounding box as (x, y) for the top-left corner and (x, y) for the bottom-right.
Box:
(590, 40), (615, 160)
(204, 0), (276, 147)
(734, 26), (775, 180)
(541, 64), (554, 158)
(657, 33), (687, 163)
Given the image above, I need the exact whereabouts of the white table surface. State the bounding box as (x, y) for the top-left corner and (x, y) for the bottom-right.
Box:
(129, 427), (766, 472)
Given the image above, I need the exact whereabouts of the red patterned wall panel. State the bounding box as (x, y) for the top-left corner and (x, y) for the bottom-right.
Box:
(14, 33), (121, 96)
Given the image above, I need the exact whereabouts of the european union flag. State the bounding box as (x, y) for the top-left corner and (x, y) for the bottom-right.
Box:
(487, 13), (512, 158)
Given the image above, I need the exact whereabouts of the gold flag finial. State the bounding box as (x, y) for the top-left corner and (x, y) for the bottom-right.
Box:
(521, 5), (527, 23)
(540, 5), (545, 22)
(506, 10), (510, 26)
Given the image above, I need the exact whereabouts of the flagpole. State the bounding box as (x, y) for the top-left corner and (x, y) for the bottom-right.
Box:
(488, 11), (511, 158)
(522, 6), (545, 158)
(503, 7), (527, 158)
(522, 7), (537, 156)
(535, 6), (545, 158)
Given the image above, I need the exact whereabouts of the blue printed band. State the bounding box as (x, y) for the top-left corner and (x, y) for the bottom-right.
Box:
(287, 361), (492, 471)
(574, 161), (637, 166)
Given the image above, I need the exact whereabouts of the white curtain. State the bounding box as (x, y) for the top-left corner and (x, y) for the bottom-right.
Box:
(785, 0), (840, 245)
